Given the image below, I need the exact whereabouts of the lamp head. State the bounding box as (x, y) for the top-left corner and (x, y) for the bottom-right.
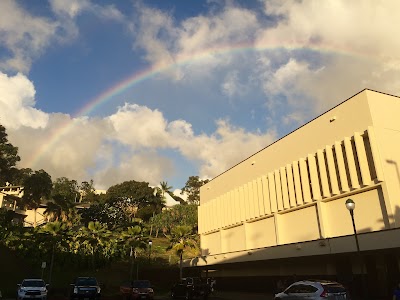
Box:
(345, 199), (355, 211)
(148, 240), (153, 246)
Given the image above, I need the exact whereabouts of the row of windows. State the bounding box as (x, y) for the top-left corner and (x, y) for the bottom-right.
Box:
(199, 127), (383, 234)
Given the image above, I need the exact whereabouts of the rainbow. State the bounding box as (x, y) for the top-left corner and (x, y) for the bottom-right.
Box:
(25, 42), (367, 168)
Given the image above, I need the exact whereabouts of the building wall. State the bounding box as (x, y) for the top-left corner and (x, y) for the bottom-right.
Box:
(198, 90), (400, 266)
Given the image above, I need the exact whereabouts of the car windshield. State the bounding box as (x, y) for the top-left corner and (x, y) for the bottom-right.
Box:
(22, 280), (45, 287)
(76, 278), (97, 286)
(133, 281), (150, 288)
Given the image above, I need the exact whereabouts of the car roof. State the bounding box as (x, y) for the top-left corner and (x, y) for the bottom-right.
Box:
(23, 279), (44, 281)
(291, 280), (342, 286)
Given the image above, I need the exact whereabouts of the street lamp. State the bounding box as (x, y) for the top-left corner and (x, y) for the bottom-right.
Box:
(148, 240), (153, 263)
(345, 199), (367, 299)
(345, 199), (359, 251)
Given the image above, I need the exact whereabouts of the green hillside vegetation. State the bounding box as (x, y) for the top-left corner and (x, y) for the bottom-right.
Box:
(0, 124), (208, 298)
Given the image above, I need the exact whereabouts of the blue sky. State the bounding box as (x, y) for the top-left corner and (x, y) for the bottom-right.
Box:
(1, 0), (400, 191)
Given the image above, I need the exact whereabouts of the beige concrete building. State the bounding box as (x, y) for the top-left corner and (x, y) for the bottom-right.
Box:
(0, 185), (47, 227)
(191, 89), (400, 297)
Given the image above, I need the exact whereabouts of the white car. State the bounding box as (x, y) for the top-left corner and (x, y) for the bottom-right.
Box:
(274, 280), (348, 300)
(17, 279), (48, 300)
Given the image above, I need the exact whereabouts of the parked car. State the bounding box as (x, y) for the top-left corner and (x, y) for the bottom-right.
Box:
(171, 277), (210, 299)
(120, 280), (154, 300)
(274, 280), (348, 300)
(17, 279), (48, 300)
(70, 277), (101, 300)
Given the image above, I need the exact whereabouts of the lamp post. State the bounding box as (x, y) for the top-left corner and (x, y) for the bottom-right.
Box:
(345, 199), (367, 299)
(148, 240), (153, 263)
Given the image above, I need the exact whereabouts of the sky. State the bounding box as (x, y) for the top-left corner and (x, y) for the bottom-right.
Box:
(1, 0), (400, 191)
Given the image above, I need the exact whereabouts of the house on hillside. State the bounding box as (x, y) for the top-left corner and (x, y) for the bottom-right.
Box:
(0, 185), (47, 227)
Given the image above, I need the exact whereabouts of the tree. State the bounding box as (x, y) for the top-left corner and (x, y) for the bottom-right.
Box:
(167, 225), (198, 280)
(0, 124), (21, 185)
(119, 226), (147, 280)
(22, 170), (52, 227)
(181, 176), (209, 205)
(80, 180), (99, 203)
(160, 181), (172, 198)
(0, 208), (18, 241)
(38, 221), (69, 284)
(107, 180), (155, 205)
(77, 221), (112, 269)
(46, 177), (80, 224)
(149, 204), (198, 236)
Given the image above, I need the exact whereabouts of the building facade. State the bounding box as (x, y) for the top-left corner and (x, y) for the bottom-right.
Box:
(192, 90), (400, 297)
(0, 185), (47, 227)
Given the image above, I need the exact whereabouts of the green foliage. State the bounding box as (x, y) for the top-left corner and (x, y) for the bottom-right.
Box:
(79, 200), (133, 229)
(22, 169), (52, 226)
(0, 124), (21, 185)
(106, 180), (155, 207)
(167, 225), (198, 280)
(80, 180), (100, 203)
(0, 208), (20, 240)
(150, 204), (198, 237)
(181, 176), (209, 205)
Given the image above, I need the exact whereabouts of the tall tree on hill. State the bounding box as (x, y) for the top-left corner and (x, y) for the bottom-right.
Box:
(0, 124), (21, 186)
(107, 180), (155, 206)
(22, 169), (52, 227)
(181, 176), (209, 205)
(46, 177), (80, 224)
(160, 181), (172, 198)
(167, 225), (198, 280)
(80, 180), (99, 203)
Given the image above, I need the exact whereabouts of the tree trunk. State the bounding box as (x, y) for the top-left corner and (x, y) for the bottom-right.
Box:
(33, 208), (37, 227)
(179, 252), (183, 280)
(48, 244), (55, 284)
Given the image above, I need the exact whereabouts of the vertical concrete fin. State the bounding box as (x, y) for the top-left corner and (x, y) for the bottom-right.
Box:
(344, 137), (360, 189)
(334, 141), (350, 192)
(354, 132), (372, 186)
(317, 149), (330, 198)
(308, 153), (321, 201)
(257, 177), (265, 217)
(274, 170), (284, 211)
(367, 126), (384, 182)
(292, 160), (304, 205)
(253, 179), (261, 218)
(280, 167), (290, 209)
(268, 172), (278, 213)
(248, 181), (255, 219)
(286, 164), (297, 207)
(300, 158), (312, 203)
(326, 145), (340, 195)
(262, 175), (272, 215)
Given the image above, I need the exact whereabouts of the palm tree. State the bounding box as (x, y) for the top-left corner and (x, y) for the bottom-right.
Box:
(38, 221), (69, 284)
(119, 226), (147, 280)
(160, 181), (172, 198)
(167, 225), (198, 280)
(77, 221), (112, 269)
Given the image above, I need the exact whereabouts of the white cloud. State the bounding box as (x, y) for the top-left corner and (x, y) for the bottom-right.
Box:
(108, 103), (169, 148)
(0, 72), (48, 129)
(49, 0), (91, 18)
(0, 0), (59, 73)
(255, 0), (400, 118)
(131, 2), (259, 76)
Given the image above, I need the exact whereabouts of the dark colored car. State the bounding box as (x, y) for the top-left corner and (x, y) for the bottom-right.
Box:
(120, 280), (154, 300)
(171, 277), (210, 300)
(70, 277), (101, 300)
